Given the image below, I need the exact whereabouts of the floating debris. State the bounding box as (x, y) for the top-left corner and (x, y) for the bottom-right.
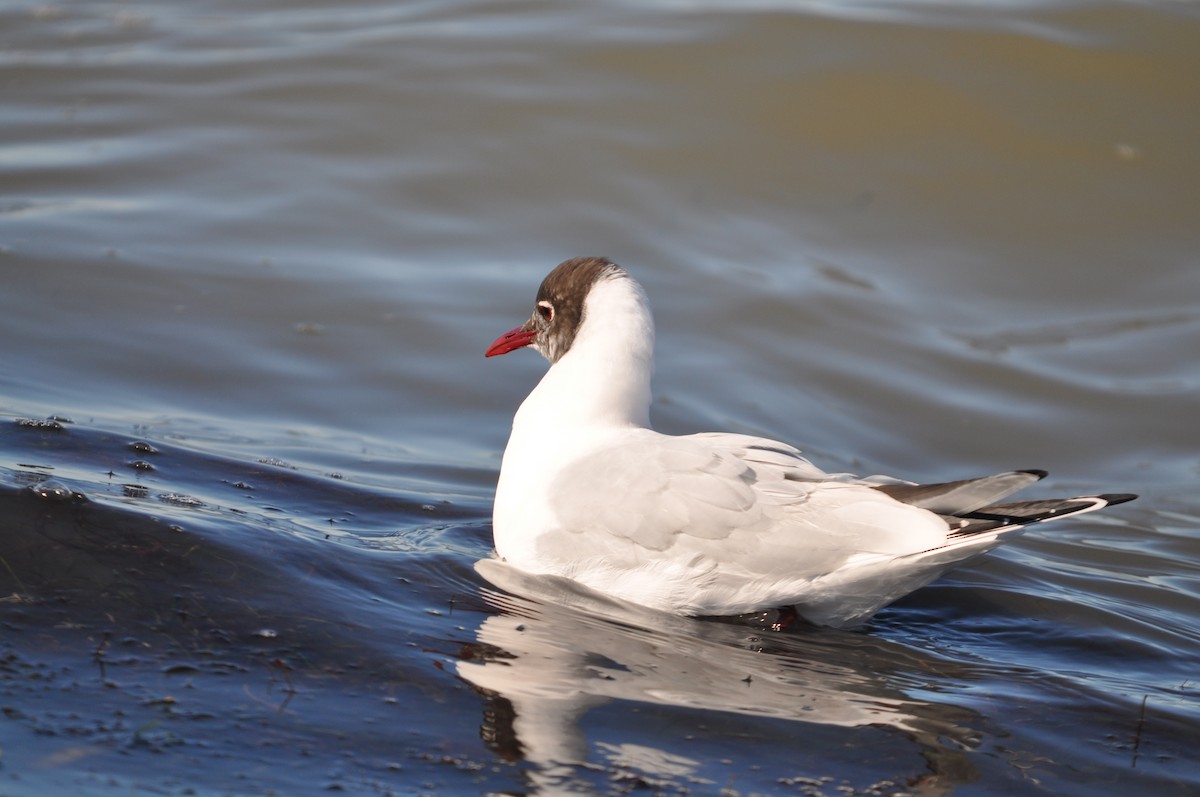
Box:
(157, 493), (205, 508)
(15, 418), (66, 431)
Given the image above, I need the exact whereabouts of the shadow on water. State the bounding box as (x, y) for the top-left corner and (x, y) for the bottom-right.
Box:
(0, 416), (503, 794)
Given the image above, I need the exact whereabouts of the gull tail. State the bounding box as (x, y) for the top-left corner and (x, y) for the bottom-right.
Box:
(945, 492), (1138, 538)
(875, 469), (1137, 538)
(794, 473), (1136, 628)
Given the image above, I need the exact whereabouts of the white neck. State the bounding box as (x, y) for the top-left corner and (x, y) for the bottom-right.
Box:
(494, 272), (655, 560)
(514, 273), (655, 435)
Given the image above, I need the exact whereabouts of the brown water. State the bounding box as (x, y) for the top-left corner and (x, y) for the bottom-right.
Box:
(1, 1), (1197, 794)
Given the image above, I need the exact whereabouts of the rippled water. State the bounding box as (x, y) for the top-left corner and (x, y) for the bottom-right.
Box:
(2, 1), (1198, 794)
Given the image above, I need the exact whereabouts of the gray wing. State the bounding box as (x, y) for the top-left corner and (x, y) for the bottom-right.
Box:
(548, 435), (772, 551)
(873, 469), (1047, 514)
(545, 431), (948, 560)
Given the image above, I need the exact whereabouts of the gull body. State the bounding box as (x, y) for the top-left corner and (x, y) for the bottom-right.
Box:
(485, 257), (1135, 627)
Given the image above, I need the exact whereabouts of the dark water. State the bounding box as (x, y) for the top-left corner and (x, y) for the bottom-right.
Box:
(2, 0), (1198, 794)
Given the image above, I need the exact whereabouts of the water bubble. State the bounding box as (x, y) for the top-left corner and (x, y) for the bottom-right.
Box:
(29, 478), (87, 502)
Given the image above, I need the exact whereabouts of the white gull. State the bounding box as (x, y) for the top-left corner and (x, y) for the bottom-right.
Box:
(485, 257), (1136, 627)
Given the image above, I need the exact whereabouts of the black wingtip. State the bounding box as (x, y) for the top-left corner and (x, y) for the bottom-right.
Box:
(1098, 493), (1138, 506)
(1018, 469), (1050, 480)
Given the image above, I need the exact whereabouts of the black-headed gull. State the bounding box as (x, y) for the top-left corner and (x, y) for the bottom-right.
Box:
(485, 257), (1136, 627)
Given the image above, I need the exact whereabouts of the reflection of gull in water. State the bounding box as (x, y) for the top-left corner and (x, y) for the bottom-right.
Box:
(458, 559), (982, 795)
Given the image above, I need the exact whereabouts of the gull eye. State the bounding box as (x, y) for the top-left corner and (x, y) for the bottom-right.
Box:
(536, 301), (554, 322)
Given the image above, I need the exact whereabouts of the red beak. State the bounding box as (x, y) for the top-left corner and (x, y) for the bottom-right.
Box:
(485, 325), (537, 357)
